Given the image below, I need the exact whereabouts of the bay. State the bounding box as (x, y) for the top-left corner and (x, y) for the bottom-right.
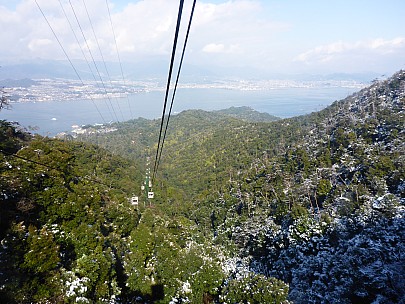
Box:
(0, 87), (357, 136)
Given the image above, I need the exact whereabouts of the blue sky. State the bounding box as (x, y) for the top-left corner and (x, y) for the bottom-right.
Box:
(0, 0), (404, 76)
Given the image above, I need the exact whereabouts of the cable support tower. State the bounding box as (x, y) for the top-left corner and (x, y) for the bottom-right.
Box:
(156, 0), (197, 173)
(152, 0), (185, 182)
(34, 0), (107, 125)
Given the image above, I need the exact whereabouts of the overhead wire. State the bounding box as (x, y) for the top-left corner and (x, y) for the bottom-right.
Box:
(0, 149), (123, 191)
(57, 0), (105, 108)
(67, 0), (119, 123)
(82, 0), (124, 121)
(58, 0), (95, 77)
(34, 0), (107, 125)
(36, 0), (196, 190)
(156, 0), (197, 173)
(152, 0), (185, 181)
(105, 0), (133, 119)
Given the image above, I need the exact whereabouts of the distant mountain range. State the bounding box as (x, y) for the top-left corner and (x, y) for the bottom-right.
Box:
(0, 78), (38, 88)
(0, 59), (379, 83)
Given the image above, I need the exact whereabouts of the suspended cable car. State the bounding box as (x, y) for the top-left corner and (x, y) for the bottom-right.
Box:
(131, 196), (139, 205)
(148, 192), (154, 199)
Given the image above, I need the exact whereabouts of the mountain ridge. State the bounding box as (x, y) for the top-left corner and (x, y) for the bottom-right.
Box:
(0, 59), (378, 82)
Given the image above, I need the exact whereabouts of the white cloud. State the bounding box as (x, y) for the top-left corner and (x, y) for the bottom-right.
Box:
(28, 38), (52, 51)
(0, 0), (289, 69)
(202, 43), (240, 54)
(203, 43), (225, 53)
(1, 1), (402, 75)
(295, 38), (405, 64)
(187, 1), (290, 69)
(0, 0), (179, 61)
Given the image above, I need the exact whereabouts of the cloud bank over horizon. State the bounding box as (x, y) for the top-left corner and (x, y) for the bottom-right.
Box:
(0, 0), (404, 76)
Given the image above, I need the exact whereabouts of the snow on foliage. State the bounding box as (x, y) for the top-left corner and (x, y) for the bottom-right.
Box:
(215, 70), (405, 303)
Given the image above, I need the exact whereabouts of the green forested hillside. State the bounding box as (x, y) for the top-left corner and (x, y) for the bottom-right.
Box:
(81, 71), (405, 303)
(0, 71), (404, 303)
(83, 106), (290, 203)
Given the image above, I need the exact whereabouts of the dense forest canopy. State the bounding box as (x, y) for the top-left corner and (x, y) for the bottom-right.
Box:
(0, 71), (404, 303)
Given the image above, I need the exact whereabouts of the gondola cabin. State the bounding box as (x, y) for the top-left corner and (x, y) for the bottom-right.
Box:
(131, 196), (139, 205)
(148, 192), (154, 199)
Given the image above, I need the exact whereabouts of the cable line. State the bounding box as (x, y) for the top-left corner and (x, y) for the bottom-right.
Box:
(34, 0), (107, 125)
(58, 0), (93, 73)
(82, 0), (124, 121)
(105, 0), (133, 119)
(152, 0), (185, 182)
(156, 0), (197, 172)
(68, 0), (119, 123)
(57, 0), (102, 100)
(0, 149), (116, 190)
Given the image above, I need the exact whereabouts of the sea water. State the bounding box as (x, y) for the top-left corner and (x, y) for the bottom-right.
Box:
(0, 87), (357, 136)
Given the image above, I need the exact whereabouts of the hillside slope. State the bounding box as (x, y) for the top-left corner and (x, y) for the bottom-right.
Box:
(81, 70), (404, 303)
(1, 71), (403, 303)
(200, 70), (405, 303)
(0, 117), (289, 303)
